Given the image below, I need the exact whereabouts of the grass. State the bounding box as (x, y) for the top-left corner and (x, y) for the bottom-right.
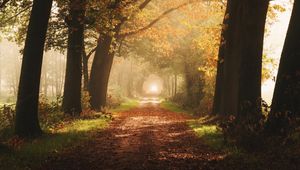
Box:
(161, 101), (226, 150)
(0, 117), (110, 169)
(188, 119), (225, 150)
(0, 99), (140, 169)
(110, 99), (139, 113)
(160, 100), (191, 114)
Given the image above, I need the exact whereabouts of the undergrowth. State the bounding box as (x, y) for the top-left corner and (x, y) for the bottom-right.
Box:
(160, 100), (194, 115)
(162, 101), (300, 169)
(110, 99), (139, 113)
(0, 95), (119, 169)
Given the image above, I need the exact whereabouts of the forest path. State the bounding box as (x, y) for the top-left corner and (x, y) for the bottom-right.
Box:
(43, 103), (223, 170)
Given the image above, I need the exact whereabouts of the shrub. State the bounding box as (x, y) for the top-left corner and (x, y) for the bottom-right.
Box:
(106, 94), (122, 109)
(81, 91), (91, 110)
(0, 104), (15, 131)
(265, 111), (299, 137)
(220, 112), (267, 151)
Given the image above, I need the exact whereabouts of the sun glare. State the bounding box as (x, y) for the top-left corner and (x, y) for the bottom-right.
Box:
(149, 84), (158, 93)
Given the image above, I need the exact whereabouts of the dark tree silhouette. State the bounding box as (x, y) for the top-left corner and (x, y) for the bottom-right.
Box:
(271, 0), (300, 115)
(213, 0), (269, 115)
(62, 0), (86, 115)
(212, 3), (229, 115)
(14, 0), (53, 137)
(214, 0), (269, 115)
(237, 0), (269, 116)
(89, 32), (119, 110)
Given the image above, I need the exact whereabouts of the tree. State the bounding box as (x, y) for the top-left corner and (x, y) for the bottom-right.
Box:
(62, 0), (86, 115)
(271, 0), (300, 115)
(215, 0), (269, 116)
(14, 0), (53, 137)
(89, 33), (117, 110)
(237, 0), (269, 116)
(212, 3), (229, 115)
(89, 0), (195, 110)
(89, 0), (152, 110)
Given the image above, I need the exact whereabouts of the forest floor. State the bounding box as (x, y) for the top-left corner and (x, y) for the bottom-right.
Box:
(40, 100), (300, 170)
(41, 102), (227, 170)
(2, 99), (299, 169)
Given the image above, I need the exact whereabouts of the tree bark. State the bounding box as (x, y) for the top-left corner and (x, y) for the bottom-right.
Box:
(271, 0), (300, 115)
(62, 0), (86, 115)
(14, 0), (53, 137)
(237, 0), (269, 115)
(220, 0), (269, 116)
(89, 21), (123, 111)
(212, 3), (229, 115)
(89, 34), (115, 110)
(0, 58), (2, 99)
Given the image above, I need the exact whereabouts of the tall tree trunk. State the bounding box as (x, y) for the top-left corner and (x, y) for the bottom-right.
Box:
(89, 34), (114, 110)
(62, 0), (86, 115)
(89, 23), (122, 111)
(271, 0), (300, 115)
(220, 0), (269, 116)
(220, 0), (242, 116)
(14, 0), (53, 137)
(212, 3), (229, 115)
(237, 0), (269, 115)
(0, 63), (2, 99)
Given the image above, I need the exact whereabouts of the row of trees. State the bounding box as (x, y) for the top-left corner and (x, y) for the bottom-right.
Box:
(1, 0), (295, 137)
(212, 0), (299, 132)
(1, 0), (196, 137)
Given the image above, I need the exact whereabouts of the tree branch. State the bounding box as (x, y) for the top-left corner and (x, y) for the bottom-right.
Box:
(119, 0), (152, 24)
(2, 4), (32, 24)
(118, 1), (194, 38)
(0, 0), (10, 9)
(122, 0), (140, 8)
(138, 0), (152, 10)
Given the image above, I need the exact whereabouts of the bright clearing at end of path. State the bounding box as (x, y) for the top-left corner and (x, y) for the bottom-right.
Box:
(149, 84), (159, 93)
(143, 74), (163, 95)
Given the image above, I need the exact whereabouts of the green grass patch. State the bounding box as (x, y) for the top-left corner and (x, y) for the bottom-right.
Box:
(160, 101), (187, 113)
(188, 119), (225, 150)
(161, 101), (225, 150)
(0, 117), (110, 169)
(110, 99), (139, 113)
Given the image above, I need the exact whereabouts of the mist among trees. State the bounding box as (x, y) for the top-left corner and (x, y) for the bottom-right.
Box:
(1, 0), (300, 169)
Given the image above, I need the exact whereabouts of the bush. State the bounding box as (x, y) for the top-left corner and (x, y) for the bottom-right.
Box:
(265, 111), (300, 137)
(220, 99), (300, 151)
(106, 94), (123, 109)
(170, 92), (188, 107)
(39, 95), (62, 116)
(0, 104), (15, 137)
(220, 112), (266, 151)
(81, 91), (91, 110)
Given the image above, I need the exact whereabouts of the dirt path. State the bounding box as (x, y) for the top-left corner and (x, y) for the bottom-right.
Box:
(43, 104), (224, 170)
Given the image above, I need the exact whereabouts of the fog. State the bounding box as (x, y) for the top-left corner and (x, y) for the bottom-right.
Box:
(0, 0), (293, 109)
